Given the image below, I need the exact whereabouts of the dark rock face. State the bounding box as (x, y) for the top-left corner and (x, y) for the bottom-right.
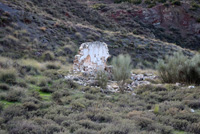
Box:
(99, 3), (200, 49)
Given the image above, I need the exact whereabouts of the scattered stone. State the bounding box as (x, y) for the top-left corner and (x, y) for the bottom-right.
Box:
(188, 86), (195, 89)
(132, 92), (136, 96)
(65, 71), (156, 93)
(176, 83), (181, 86)
(191, 109), (195, 113)
(131, 73), (156, 81)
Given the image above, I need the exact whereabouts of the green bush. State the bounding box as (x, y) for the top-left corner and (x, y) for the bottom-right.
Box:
(52, 90), (70, 102)
(75, 128), (97, 134)
(71, 101), (85, 111)
(42, 51), (55, 61)
(188, 122), (200, 133)
(0, 69), (17, 84)
(2, 105), (25, 122)
(114, 0), (142, 4)
(171, 0), (181, 6)
(0, 83), (10, 91)
(112, 54), (132, 93)
(157, 52), (200, 84)
(40, 87), (53, 93)
(0, 103), (3, 113)
(46, 63), (61, 70)
(23, 102), (39, 111)
(135, 116), (153, 129)
(20, 65), (40, 76)
(96, 71), (108, 89)
(5, 87), (26, 102)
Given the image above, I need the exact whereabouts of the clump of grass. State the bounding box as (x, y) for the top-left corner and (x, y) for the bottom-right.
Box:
(0, 69), (17, 84)
(45, 62), (61, 70)
(0, 56), (14, 68)
(42, 51), (55, 61)
(18, 59), (45, 73)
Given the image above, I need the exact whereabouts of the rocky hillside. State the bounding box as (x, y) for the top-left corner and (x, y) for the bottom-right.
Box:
(0, 0), (198, 67)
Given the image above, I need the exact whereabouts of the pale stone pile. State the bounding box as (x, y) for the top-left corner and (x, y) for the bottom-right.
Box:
(64, 73), (157, 93)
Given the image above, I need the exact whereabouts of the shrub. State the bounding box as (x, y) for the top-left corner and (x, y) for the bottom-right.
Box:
(84, 93), (96, 100)
(2, 105), (25, 122)
(0, 56), (14, 68)
(185, 100), (200, 109)
(135, 116), (153, 129)
(45, 62), (61, 70)
(111, 54), (132, 93)
(17, 81), (27, 88)
(183, 54), (200, 84)
(187, 122), (200, 133)
(5, 87), (26, 102)
(23, 102), (39, 111)
(20, 65), (39, 76)
(96, 71), (108, 89)
(157, 52), (200, 84)
(114, 0), (142, 4)
(42, 51), (55, 61)
(30, 91), (42, 100)
(75, 128), (97, 134)
(0, 69), (17, 84)
(151, 123), (173, 134)
(171, 0), (181, 6)
(69, 123), (82, 133)
(87, 112), (112, 123)
(8, 119), (45, 134)
(0, 103), (3, 113)
(129, 0), (142, 4)
(38, 79), (47, 87)
(101, 121), (136, 134)
(66, 79), (79, 89)
(170, 119), (189, 130)
(71, 100), (86, 111)
(0, 83), (10, 91)
(52, 90), (70, 102)
(78, 119), (102, 130)
(40, 87), (53, 93)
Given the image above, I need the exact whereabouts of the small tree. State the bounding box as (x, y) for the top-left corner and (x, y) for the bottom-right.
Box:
(111, 54), (132, 93)
(96, 71), (108, 89)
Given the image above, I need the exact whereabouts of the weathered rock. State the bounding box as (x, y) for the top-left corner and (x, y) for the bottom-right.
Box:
(73, 41), (110, 73)
(188, 85), (195, 89)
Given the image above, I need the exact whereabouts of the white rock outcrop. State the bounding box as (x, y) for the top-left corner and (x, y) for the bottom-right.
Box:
(73, 41), (110, 72)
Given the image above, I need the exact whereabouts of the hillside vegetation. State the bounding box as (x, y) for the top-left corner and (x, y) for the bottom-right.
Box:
(0, 0), (200, 134)
(0, 56), (200, 134)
